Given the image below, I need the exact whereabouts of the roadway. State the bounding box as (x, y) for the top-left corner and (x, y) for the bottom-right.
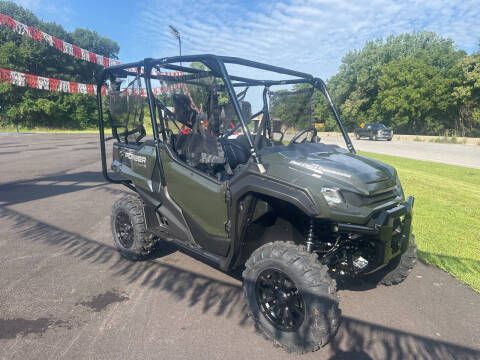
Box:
(320, 133), (480, 168)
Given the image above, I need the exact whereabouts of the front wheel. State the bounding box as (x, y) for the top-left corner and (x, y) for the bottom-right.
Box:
(243, 242), (340, 353)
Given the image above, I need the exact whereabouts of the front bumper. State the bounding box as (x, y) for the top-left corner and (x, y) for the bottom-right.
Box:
(337, 196), (414, 271)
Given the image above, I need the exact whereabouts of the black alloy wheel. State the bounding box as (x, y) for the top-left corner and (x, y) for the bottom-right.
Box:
(243, 242), (340, 352)
(115, 211), (134, 248)
(111, 195), (159, 260)
(255, 268), (306, 331)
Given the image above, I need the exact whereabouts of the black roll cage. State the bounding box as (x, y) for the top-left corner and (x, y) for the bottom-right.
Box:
(97, 54), (355, 187)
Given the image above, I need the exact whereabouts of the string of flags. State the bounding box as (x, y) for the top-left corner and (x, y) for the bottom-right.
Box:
(0, 12), (120, 68)
(0, 67), (106, 95)
(0, 12), (193, 100)
(0, 11), (186, 76)
(0, 67), (194, 99)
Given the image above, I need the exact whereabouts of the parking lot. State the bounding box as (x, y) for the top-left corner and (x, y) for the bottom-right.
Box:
(1, 134), (479, 359)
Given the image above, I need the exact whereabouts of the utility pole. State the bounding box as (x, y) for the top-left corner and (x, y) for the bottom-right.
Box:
(168, 25), (182, 67)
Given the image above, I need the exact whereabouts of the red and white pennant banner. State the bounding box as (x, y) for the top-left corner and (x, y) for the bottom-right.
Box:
(0, 13), (192, 78)
(123, 82), (184, 97)
(117, 83), (190, 96)
(0, 12), (120, 68)
(0, 67), (195, 100)
(0, 67), (106, 96)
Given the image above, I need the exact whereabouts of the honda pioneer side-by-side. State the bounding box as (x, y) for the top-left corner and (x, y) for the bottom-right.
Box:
(97, 55), (416, 353)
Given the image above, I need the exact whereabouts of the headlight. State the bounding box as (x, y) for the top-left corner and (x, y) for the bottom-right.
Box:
(321, 187), (345, 206)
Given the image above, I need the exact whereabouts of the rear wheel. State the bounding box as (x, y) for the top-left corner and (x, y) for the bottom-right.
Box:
(243, 242), (340, 353)
(111, 195), (158, 261)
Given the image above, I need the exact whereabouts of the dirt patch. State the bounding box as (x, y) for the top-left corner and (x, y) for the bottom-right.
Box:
(77, 290), (129, 312)
(0, 317), (70, 339)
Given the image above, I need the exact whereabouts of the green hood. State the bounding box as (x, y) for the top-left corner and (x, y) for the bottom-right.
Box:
(260, 143), (400, 220)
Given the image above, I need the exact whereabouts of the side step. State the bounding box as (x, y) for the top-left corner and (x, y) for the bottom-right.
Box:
(167, 238), (224, 268)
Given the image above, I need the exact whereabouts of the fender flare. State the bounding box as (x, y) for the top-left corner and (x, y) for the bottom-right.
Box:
(222, 173), (320, 270)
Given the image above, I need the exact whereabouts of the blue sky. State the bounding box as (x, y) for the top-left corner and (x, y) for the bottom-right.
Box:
(12, 0), (480, 80)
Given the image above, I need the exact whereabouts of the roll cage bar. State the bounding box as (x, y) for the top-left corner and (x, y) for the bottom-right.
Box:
(97, 55), (355, 185)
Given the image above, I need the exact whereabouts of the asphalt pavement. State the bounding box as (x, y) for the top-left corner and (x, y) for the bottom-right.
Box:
(320, 134), (480, 168)
(0, 134), (479, 360)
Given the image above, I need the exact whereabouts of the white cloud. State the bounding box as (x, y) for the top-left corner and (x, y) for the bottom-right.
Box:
(133, 0), (479, 80)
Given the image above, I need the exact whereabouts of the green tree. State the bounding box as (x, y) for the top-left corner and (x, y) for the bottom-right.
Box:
(321, 32), (473, 135)
(452, 55), (480, 136)
(71, 28), (119, 59)
(372, 57), (458, 134)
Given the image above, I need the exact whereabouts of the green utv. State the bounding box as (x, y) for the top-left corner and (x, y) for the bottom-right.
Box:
(97, 55), (416, 353)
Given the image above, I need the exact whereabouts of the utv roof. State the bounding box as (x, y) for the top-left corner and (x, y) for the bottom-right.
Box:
(99, 54), (323, 88)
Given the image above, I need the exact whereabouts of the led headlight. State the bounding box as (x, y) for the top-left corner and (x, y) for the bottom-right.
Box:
(321, 187), (345, 206)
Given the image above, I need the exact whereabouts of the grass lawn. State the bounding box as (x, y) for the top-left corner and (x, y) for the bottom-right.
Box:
(362, 152), (480, 292)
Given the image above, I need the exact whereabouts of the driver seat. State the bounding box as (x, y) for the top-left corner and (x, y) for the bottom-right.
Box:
(173, 94), (197, 128)
(173, 94), (226, 169)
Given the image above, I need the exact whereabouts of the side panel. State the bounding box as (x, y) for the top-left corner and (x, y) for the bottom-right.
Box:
(112, 141), (161, 193)
(160, 148), (230, 256)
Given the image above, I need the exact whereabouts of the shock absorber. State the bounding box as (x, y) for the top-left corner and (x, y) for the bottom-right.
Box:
(306, 218), (316, 252)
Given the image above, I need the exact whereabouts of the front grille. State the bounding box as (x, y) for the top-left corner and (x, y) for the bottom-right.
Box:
(362, 190), (397, 206)
(343, 189), (397, 207)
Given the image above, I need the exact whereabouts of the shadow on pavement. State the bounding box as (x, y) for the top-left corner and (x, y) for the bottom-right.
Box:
(1, 206), (479, 359)
(0, 171), (107, 205)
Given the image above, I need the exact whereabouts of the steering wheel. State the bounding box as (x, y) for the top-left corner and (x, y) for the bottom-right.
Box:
(288, 126), (318, 145)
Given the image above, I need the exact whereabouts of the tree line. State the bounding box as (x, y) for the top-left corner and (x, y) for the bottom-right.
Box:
(0, 1), (119, 129)
(313, 32), (480, 137)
